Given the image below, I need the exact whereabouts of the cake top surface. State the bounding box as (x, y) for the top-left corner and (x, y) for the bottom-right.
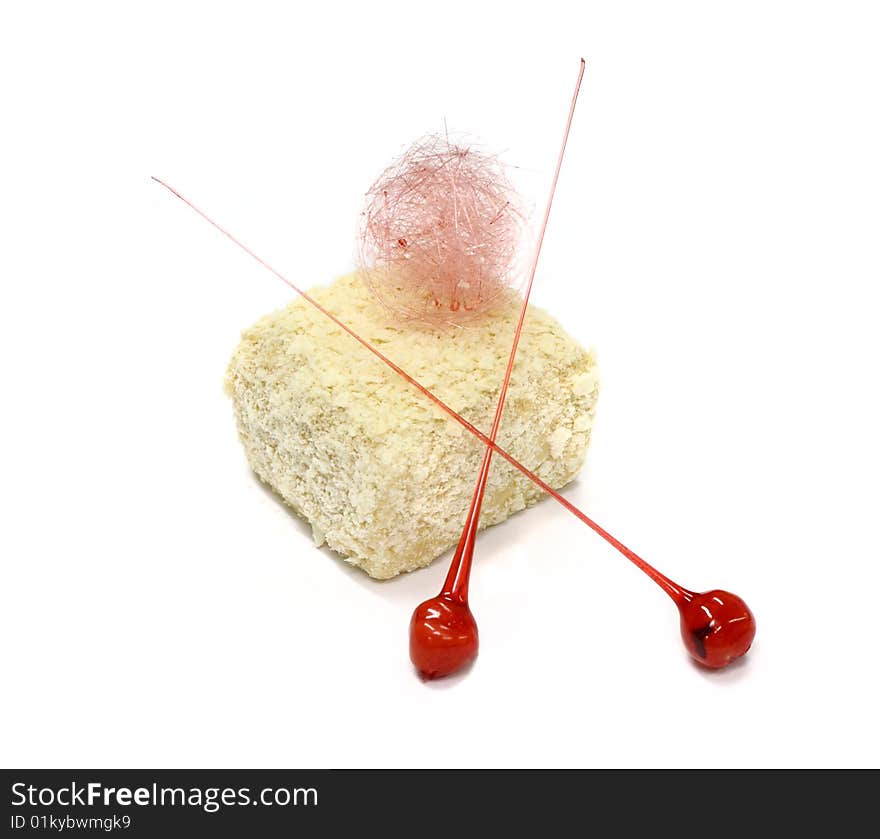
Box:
(230, 273), (595, 433)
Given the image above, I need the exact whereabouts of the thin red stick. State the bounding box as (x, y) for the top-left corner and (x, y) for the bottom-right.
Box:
(442, 58), (586, 600)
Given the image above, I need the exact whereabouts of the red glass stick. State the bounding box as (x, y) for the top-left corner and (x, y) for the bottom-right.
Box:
(410, 60), (586, 679)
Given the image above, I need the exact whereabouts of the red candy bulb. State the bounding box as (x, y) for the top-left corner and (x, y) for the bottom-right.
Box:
(678, 589), (756, 669)
(410, 594), (479, 679)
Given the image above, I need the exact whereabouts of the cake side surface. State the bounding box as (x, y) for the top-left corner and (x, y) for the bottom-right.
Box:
(224, 273), (599, 579)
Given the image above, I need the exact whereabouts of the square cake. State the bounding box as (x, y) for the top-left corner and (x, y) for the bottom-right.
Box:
(225, 273), (598, 579)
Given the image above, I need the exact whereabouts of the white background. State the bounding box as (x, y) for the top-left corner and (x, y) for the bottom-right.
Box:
(2, 1), (878, 768)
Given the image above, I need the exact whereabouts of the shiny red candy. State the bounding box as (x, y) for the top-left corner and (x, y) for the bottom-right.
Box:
(409, 595), (479, 679)
(678, 590), (756, 669)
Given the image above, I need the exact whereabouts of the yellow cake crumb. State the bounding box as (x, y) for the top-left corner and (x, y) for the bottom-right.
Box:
(225, 273), (599, 579)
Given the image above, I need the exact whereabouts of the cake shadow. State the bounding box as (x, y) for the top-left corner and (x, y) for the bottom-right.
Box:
(247, 469), (449, 600)
(247, 467), (581, 604)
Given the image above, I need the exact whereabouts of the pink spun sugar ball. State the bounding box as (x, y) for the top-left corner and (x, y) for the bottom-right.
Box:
(358, 135), (526, 325)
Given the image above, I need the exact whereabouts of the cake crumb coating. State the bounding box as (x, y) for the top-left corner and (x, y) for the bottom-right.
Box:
(225, 273), (599, 579)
